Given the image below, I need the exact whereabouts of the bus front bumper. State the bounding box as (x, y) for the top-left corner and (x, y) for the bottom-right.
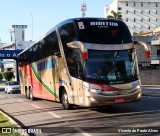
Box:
(83, 89), (141, 107)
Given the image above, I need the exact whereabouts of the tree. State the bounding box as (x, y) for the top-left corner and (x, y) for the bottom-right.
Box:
(3, 71), (14, 81)
(0, 72), (3, 81)
(107, 10), (122, 20)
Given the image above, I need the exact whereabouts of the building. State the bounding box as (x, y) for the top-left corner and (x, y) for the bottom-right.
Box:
(0, 25), (34, 77)
(105, 0), (160, 35)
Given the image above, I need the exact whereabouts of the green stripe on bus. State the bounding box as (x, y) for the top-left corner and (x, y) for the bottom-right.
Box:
(31, 63), (59, 99)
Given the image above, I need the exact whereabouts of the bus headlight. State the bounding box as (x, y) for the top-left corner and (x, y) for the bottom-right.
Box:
(136, 85), (141, 89)
(132, 85), (141, 91)
(89, 88), (101, 94)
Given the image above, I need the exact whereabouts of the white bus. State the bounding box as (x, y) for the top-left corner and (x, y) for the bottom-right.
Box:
(18, 18), (150, 109)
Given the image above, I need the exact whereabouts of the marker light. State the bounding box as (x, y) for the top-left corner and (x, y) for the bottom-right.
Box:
(81, 51), (88, 60)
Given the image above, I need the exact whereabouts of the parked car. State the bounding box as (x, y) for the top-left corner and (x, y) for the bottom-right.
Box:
(4, 81), (20, 94)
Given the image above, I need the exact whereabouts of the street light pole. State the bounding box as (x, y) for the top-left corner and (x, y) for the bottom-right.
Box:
(31, 12), (33, 41)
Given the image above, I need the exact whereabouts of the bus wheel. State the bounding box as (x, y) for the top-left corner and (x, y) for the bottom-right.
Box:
(29, 88), (34, 100)
(25, 88), (30, 99)
(61, 89), (73, 110)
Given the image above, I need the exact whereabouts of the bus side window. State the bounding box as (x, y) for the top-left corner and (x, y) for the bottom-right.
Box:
(74, 49), (84, 79)
(66, 49), (77, 77)
(66, 49), (84, 79)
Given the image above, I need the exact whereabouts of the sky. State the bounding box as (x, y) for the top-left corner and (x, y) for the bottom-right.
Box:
(0, 0), (112, 43)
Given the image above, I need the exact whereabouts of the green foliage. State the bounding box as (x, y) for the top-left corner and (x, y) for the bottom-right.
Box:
(0, 113), (22, 136)
(107, 10), (122, 20)
(3, 71), (14, 81)
(0, 72), (3, 80)
(133, 32), (138, 36)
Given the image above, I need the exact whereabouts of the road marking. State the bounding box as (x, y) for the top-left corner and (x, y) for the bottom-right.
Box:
(17, 100), (24, 102)
(31, 104), (41, 109)
(48, 112), (61, 118)
(74, 127), (92, 136)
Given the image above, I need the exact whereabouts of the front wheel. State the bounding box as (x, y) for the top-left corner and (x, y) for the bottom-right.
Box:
(61, 89), (73, 110)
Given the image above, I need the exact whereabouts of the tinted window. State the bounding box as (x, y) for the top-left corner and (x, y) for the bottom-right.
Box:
(84, 49), (138, 84)
(58, 22), (78, 55)
(66, 48), (84, 79)
(76, 20), (132, 44)
(8, 82), (19, 85)
(19, 31), (60, 65)
(58, 22), (81, 77)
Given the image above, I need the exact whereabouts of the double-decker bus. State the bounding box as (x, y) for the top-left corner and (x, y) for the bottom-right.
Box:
(18, 18), (150, 109)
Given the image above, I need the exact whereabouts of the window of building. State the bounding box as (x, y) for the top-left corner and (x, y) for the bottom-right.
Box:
(126, 2), (128, 6)
(156, 3), (158, 7)
(141, 18), (143, 22)
(126, 10), (128, 14)
(22, 30), (24, 41)
(118, 7), (122, 10)
(156, 18), (158, 22)
(148, 18), (150, 22)
(134, 10), (136, 14)
(148, 10), (150, 14)
(134, 2), (136, 7)
(157, 50), (160, 56)
(133, 18), (136, 22)
(148, 26), (150, 30)
(156, 10), (158, 15)
(148, 2), (150, 5)
(118, 15), (122, 18)
(126, 18), (128, 22)
(141, 10), (143, 14)
(141, 3), (143, 7)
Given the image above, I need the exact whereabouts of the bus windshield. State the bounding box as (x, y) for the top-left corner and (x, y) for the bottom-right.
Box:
(84, 49), (138, 84)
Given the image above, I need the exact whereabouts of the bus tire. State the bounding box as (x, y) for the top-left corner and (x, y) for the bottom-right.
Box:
(61, 89), (73, 110)
(25, 87), (30, 99)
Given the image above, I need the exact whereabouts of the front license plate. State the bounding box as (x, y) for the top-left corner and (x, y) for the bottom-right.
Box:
(115, 98), (124, 103)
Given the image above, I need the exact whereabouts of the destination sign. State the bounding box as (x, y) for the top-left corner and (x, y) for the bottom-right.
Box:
(90, 21), (118, 27)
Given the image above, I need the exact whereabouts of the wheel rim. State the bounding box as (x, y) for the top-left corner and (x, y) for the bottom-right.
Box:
(30, 91), (32, 99)
(26, 90), (30, 98)
(62, 92), (68, 108)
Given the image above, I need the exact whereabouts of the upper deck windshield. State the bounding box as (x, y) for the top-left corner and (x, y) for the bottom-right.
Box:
(76, 19), (132, 44)
(84, 49), (139, 84)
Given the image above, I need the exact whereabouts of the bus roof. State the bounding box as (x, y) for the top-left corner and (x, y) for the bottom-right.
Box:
(18, 17), (124, 56)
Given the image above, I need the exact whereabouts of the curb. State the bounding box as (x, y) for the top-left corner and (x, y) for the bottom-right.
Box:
(0, 110), (20, 128)
(0, 110), (29, 136)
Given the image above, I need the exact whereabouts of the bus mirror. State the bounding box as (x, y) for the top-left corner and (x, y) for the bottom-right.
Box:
(133, 41), (151, 58)
(67, 41), (88, 60)
(67, 41), (80, 49)
(67, 41), (87, 52)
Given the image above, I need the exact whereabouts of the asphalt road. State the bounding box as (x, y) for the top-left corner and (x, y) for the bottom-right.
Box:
(0, 87), (160, 136)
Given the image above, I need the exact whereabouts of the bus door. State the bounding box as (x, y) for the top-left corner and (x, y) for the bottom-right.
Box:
(54, 56), (65, 102)
(76, 78), (84, 105)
